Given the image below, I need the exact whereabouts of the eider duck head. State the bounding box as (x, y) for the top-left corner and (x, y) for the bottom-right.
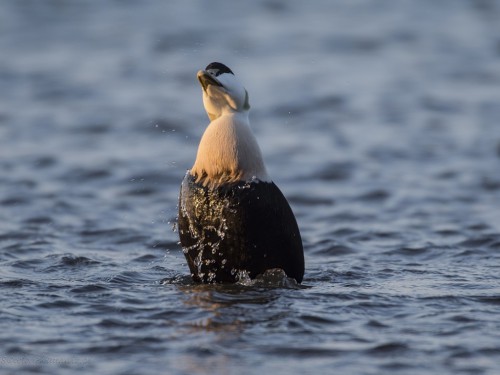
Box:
(197, 62), (250, 121)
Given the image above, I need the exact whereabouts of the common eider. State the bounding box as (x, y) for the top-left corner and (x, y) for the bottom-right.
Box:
(178, 62), (304, 283)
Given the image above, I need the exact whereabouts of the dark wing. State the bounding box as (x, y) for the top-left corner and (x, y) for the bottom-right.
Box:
(240, 181), (304, 283)
(178, 173), (304, 283)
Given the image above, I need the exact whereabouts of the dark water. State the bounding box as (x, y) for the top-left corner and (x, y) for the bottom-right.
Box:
(1, 1), (500, 374)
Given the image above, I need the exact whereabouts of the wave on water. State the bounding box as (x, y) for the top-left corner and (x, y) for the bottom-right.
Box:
(161, 268), (304, 290)
(1, 0), (500, 374)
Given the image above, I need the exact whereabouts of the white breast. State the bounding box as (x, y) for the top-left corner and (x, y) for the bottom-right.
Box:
(191, 113), (271, 187)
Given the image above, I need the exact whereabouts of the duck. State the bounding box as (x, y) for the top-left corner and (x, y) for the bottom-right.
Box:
(178, 62), (304, 283)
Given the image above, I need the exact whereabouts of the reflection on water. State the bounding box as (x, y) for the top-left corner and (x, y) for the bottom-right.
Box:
(178, 271), (296, 334)
(174, 276), (294, 375)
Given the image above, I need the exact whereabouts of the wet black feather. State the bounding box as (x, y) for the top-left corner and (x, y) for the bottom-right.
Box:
(178, 173), (304, 283)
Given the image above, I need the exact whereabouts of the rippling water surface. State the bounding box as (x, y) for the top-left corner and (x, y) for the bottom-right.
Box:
(1, 1), (500, 374)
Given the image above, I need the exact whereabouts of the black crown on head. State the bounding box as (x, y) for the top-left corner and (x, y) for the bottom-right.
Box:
(205, 62), (234, 77)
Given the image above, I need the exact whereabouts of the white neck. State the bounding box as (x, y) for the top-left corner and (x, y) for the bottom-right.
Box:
(190, 112), (271, 187)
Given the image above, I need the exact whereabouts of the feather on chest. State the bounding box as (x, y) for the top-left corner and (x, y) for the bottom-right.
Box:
(191, 115), (269, 186)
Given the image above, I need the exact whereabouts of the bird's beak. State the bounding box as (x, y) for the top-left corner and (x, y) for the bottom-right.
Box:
(197, 70), (223, 93)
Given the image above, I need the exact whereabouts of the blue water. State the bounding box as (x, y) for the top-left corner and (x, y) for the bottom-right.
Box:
(1, 1), (500, 374)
